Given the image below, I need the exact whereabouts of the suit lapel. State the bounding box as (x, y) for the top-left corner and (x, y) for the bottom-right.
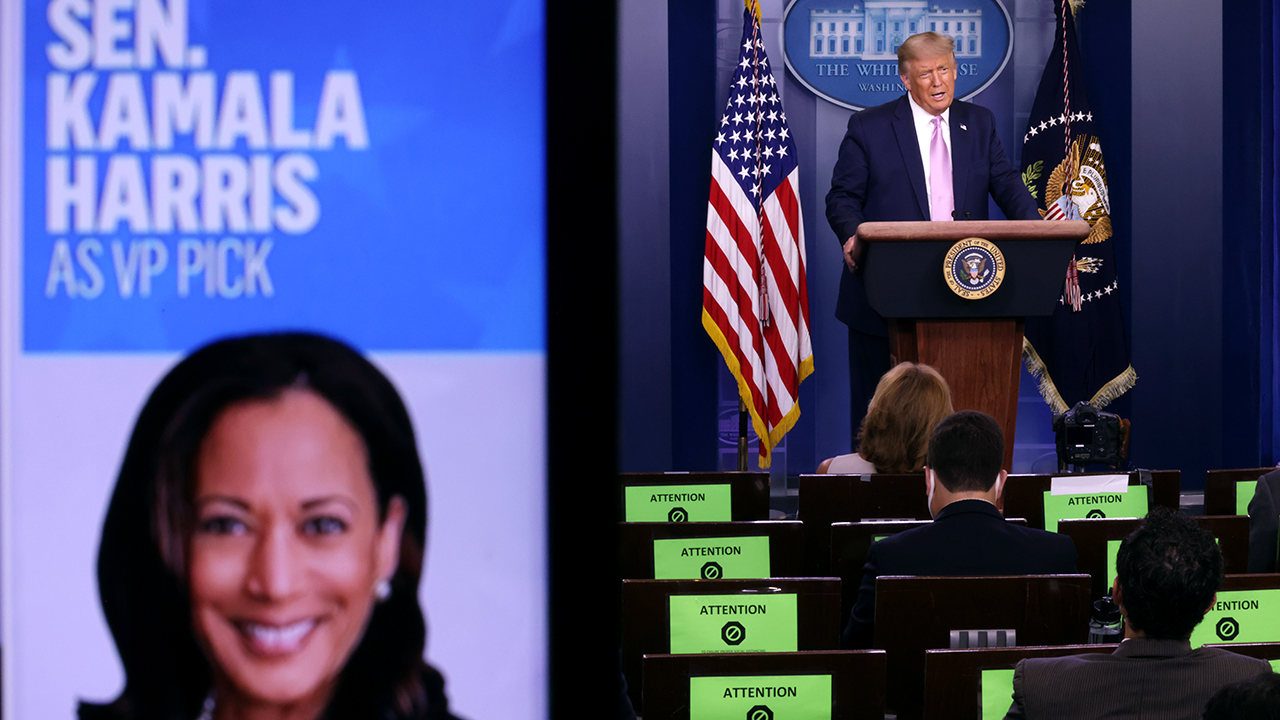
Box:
(949, 102), (971, 217)
(892, 96), (930, 220)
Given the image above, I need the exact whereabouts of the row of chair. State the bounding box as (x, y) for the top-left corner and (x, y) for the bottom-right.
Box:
(618, 469), (1280, 718)
(623, 467), (1276, 520)
(621, 514), (1251, 639)
(642, 642), (1280, 720)
(622, 468), (1278, 573)
(624, 574), (1280, 718)
(621, 470), (1245, 571)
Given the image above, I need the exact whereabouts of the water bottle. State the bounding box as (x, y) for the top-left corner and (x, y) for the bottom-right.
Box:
(1088, 596), (1123, 644)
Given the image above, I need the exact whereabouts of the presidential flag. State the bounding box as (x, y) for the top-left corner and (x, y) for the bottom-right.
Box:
(1019, 0), (1135, 412)
(702, 0), (813, 468)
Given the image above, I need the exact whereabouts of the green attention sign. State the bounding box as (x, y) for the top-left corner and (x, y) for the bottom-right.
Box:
(1191, 588), (1280, 646)
(625, 483), (732, 522)
(1043, 485), (1148, 533)
(669, 594), (798, 654)
(1236, 480), (1258, 516)
(689, 674), (831, 720)
(980, 669), (1016, 720)
(653, 536), (771, 579)
(1106, 539), (1122, 593)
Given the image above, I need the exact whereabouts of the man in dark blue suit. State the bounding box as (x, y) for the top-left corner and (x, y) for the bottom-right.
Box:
(825, 32), (1039, 431)
(841, 410), (1076, 648)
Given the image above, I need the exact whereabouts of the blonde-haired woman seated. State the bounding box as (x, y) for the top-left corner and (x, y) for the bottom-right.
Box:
(818, 362), (953, 474)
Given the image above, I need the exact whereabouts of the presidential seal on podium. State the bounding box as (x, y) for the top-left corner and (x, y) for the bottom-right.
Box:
(944, 237), (1006, 299)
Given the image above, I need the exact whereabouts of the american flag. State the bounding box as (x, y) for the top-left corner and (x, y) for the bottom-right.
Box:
(701, 0), (812, 468)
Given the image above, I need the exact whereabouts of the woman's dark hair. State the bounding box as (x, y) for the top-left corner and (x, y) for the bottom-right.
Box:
(84, 332), (437, 720)
(1116, 507), (1223, 640)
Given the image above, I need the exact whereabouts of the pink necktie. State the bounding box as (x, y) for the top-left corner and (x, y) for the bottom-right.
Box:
(930, 115), (954, 221)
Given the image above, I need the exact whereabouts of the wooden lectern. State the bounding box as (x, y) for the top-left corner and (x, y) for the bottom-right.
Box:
(857, 220), (1090, 469)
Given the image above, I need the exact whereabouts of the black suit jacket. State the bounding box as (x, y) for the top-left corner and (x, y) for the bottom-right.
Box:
(825, 95), (1039, 335)
(841, 499), (1078, 648)
(1003, 638), (1272, 719)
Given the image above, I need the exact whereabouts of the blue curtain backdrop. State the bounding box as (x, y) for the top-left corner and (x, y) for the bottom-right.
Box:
(1223, 0), (1276, 469)
(1271, 0), (1280, 464)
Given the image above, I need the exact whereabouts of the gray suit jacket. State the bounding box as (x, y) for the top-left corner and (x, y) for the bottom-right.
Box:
(1247, 468), (1280, 572)
(1003, 638), (1271, 719)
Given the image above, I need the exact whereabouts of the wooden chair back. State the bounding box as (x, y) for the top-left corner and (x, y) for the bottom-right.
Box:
(620, 577), (841, 713)
(642, 650), (887, 720)
(798, 473), (928, 574)
(1057, 515), (1249, 599)
(874, 574), (1091, 720)
(618, 520), (804, 579)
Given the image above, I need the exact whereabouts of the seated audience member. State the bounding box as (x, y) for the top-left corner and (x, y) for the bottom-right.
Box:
(1202, 671), (1280, 720)
(818, 362), (953, 474)
(1247, 467), (1280, 572)
(1004, 508), (1271, 719)
(841, 410), (1076, 648)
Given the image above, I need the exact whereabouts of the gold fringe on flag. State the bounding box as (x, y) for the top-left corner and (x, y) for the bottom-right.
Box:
(702, 309), (814, 468)
(1089, 364), (1138, 408)
(1023, 337), (1137, 414)
(1022, 338), (1069, 414)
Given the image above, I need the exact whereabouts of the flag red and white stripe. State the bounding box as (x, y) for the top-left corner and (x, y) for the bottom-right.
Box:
(701, 0), (812, 468)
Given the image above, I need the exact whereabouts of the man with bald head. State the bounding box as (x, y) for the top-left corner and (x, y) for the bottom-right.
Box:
(826, 32), (1039, 432)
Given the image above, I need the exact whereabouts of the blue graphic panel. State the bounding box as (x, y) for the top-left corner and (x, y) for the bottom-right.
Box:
(24, 0), (544, 352)
(781, 0), (1012, 110)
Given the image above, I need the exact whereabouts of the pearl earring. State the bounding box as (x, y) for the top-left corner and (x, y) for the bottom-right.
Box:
(375, 579), (392, 601)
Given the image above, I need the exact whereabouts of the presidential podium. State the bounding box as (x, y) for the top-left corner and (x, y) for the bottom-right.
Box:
(859, 220), (1090, 469)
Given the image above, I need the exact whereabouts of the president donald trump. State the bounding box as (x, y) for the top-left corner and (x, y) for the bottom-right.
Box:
(825, 32), (1038, 431)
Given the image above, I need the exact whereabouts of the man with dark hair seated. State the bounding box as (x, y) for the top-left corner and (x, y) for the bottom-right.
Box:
(1004, 507), (1272, 718)
(841, 410), (1077, 648)
(1202, 671), (1280, 720)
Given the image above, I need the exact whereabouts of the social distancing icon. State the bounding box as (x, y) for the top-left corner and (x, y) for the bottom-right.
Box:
(1216, 616), (1240, 641)
(722, 621), (746, 646)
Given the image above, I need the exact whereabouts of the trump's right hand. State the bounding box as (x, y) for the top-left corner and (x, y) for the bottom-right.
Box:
(843, 235), (861, 272)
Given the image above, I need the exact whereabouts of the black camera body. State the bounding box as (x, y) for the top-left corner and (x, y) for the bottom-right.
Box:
(1052, 401), (1127, 468)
